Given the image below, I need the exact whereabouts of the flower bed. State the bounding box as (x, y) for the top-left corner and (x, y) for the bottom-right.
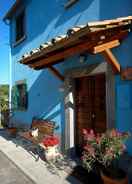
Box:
(82, 129), (130, 172)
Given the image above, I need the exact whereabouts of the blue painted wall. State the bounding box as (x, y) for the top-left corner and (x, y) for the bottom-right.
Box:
(9, 0), (132, 152)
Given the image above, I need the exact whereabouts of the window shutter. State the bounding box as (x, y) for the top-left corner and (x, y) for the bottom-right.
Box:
(11, 85), (19, 110)
(11, 82), (28, 111)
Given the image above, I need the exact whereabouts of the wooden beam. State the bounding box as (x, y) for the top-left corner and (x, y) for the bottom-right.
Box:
(101, 49), (121, 73)
(21, 25), (92, 64)
(48, 66), (64, 81)
(29, 41), (95, 68)
(29, 30), (128, 69)
(21, 29), (129, 65)
(92, 40), (120, 54)
(121, 67), (132, 80)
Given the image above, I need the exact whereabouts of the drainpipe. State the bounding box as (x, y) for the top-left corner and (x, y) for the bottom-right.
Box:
(3, 18), (11, 110)
(9, 46), (12, 110)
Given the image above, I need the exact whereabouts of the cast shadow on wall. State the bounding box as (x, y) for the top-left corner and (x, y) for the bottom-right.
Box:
(12, 0), (132, 57)
(12, 0), (94, 56)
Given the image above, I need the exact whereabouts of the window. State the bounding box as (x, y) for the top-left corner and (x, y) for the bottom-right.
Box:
(65, 0), (79, 9)
(15, 10), (25, 42)
(12, 81), (28, 111)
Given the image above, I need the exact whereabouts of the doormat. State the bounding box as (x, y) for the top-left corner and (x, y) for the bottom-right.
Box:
(69, 165), (103, 184)
(0, 151), (35, 184)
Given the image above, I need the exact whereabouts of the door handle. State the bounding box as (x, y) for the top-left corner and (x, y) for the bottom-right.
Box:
(91, 113), (96, 119)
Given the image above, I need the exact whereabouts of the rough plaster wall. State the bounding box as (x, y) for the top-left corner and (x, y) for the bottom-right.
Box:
(10, 0), (132, 153)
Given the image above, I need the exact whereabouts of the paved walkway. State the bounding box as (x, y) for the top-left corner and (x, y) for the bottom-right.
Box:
(0, 130), (81, 184)
(0, 151), (35, 184)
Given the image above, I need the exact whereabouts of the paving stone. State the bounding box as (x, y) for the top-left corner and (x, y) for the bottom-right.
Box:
(0, 131), (81, 184)
(0, 151), (35, 184)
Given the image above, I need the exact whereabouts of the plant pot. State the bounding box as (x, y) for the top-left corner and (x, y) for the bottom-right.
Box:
(44, 145), (59, 161)
(7, 128), (17, 137)
(101, 167), (128, 184)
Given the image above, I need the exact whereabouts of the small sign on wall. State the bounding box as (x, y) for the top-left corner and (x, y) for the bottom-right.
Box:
(121, 68), (132, 80)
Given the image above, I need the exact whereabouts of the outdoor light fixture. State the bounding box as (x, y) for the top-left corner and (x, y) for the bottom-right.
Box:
(79, 53), (87, 63)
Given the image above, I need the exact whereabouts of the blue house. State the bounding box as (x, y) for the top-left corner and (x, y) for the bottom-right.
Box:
(4, 0), (132, 155)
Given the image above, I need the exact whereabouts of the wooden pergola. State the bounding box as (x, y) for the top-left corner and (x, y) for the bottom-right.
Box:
(20, 16), (132, 81)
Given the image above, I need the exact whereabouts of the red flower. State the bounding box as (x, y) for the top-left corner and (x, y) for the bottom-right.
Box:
(42, 136), (59, 147)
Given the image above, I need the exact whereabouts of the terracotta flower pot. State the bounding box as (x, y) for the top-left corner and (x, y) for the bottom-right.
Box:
(44, 145), (59, 161)
(100, 167), (128, 184)
(7, 128), (17, 137)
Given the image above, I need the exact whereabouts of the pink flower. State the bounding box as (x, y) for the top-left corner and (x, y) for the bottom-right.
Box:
(121, 144), (126, 151)
(96, 134), (101, 144)
(90, 129), (94, 135)
(82, 128), (130, 172)
(110, 129), (117, 137)
(85, 129), (95, 141)
(82, 129), (88, 135)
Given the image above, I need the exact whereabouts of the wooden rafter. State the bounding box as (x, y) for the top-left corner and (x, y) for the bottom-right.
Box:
(30, 40), (95, 68)
(101, 49), (121, 73)
(48, 66), (64, 81)
(29, 31), (128, 69)
(22, 29), (129, 65)
(92, 40), (120, 54)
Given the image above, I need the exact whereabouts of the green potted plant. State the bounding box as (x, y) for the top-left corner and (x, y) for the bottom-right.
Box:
(82, 129), (130, 184)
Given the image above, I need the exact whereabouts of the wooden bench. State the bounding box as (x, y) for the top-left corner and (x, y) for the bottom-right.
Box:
(19, 119), (55, 159)
(31, 119), (55, 136)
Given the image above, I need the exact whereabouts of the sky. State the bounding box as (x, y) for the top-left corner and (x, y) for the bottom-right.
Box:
(0, 0), (15, 84)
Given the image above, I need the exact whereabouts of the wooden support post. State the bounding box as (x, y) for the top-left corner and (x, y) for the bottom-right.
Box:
(48, 66), (64, 81)
(101, 49), (121, 73)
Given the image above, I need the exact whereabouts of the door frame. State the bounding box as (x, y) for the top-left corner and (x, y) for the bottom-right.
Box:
(64, 62), (115, 157)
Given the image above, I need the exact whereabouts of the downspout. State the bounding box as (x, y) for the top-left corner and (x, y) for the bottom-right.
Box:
(9, 46), (12, 110)
(4, 18), (12, 110)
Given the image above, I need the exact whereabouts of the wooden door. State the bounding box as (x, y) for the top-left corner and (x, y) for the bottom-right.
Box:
(75, 74), (106, 151)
